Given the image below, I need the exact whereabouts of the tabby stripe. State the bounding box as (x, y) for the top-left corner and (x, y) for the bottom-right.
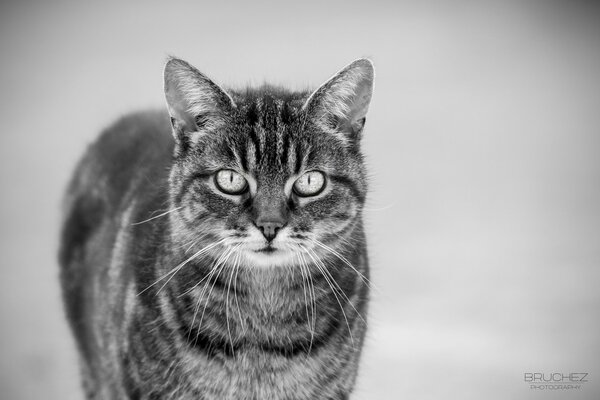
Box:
(273, 129), (283, 166)
(256, 314), (342, 357)
(181, 323), (237, 358)
(121, 354), (141, 400)
(180, 315), (342, 359)
(168, 280), (232, 339)
(168, 284), (238, 358)
(261, 99), (270, 128)
(328, 175), (365, 202)
(237, 142), (248, 172)
(281, 132), (291, 169)
(182, 210), (210, 228)
(248, 125), (261, 164)
(171, 264), (234, 298)
(170, 281), (346, 358)
(294, 142), (303, 174)
(175, 173), (212, 207)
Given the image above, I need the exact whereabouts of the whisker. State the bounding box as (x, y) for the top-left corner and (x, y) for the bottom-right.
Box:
(301, 245), (355, 348)
(178, 241), (232, 298)
(296, 252), (314, 352)
(183, 239), (200, 254)
(232, 251), (246, 335)
(306, 247), (367, 327)
(195, 244), (241, 345)
(311, 239), (378, 293)
(131, 207), (182, 225)
(362, 202), (397, 212)
(154, 240), (227, 297)
(305, 255), (318, 344)
(137, 238), (226, 296)
(336, 234), (366, 248)
(187, 247), (235, 342)
(299, 250), (318, 353)
(225, 247), (239, 356)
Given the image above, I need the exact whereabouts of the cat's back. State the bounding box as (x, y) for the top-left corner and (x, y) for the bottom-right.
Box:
(62, 109), (173, 218)
(60, 108), (173, 267)
(72, 110), (173, 204)
(58, 110), (173, 360)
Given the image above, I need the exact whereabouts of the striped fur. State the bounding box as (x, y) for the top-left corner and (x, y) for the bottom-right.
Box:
(59, 58), (374, 399)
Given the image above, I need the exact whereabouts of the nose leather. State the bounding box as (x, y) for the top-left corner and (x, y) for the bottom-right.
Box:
(256, 219), (284, 242)
(253, 194), (288, 242)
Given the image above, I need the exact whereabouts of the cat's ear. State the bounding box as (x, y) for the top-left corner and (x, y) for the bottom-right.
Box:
(303, 58), (374, 145)
(163, 57), (236, 146)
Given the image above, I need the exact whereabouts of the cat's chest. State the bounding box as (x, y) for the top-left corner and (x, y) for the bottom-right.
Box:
(173, 348), (335, 400)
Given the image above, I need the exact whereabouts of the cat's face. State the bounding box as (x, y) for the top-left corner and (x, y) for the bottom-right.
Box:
(165, 58), (373, 267)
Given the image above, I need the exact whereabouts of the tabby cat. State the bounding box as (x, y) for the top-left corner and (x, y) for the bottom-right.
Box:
(59, 57), (374, 399)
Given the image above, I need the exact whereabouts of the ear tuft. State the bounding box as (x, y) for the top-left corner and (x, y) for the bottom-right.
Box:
(303, 59), (374, 144)
(163, 57), (235, 146)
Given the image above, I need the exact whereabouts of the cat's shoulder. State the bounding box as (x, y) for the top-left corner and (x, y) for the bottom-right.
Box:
(63, 110), (174, 222)
(92, 109), (174, 161)
(59, 110), (173, 271)
(75, 110), (174, 195)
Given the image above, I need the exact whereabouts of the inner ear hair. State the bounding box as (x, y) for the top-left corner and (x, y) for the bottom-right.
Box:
(170, 117), (191, 154)
(304, 58), (374, 145)
(163, 57), (236, 144)
(194, 114), (211, 130)
(335, 115), (367, 141)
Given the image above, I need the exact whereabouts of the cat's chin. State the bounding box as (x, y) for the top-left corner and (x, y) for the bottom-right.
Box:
(240, 248), (298, 268)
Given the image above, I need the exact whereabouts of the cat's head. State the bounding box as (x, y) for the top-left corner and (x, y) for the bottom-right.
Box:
(164, 57), (374, 267)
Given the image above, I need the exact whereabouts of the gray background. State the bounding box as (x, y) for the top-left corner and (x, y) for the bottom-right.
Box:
(1, 1), (599, 399)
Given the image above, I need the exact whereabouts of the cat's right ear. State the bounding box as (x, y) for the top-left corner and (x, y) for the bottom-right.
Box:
(163, 57), (236, 148)
(303, 59), (374, 146)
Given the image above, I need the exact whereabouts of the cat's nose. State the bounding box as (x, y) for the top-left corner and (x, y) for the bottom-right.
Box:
(256, 218), (285, 242)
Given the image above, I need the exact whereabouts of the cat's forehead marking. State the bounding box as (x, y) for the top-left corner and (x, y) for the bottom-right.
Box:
(242, 93), (302, 173)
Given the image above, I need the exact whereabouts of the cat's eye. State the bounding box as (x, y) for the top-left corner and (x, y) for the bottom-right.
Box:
(293, 171), (326, 197)
(215, 170), (248, 195)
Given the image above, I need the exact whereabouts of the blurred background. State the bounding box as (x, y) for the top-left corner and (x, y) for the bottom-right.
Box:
(1, 1), (599, 399)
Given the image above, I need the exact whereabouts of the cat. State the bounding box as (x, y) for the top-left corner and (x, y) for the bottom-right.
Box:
(59, 56), (374, 400)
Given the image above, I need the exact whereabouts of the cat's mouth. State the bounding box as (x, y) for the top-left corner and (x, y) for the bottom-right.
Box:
(241, 244), (297, 268)
(255, 245), (277, 253)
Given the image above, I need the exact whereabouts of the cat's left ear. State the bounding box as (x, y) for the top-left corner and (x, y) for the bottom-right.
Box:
(303, 59), (374, 145)
(163, 57), (236, 147)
